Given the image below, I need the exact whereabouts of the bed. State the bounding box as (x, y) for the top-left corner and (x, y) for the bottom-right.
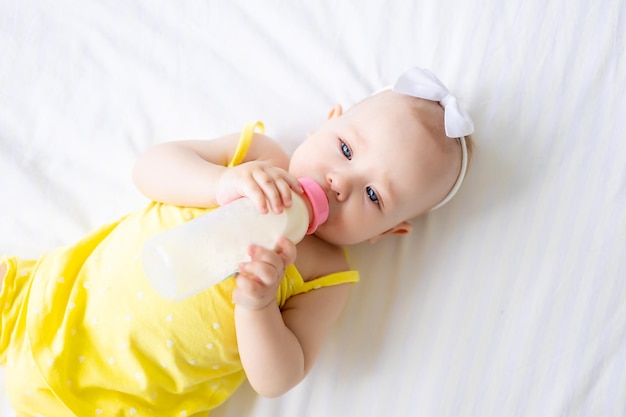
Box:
(1, 0), (625, 416)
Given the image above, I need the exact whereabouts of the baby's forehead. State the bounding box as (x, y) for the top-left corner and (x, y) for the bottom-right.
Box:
(352, 91), (447, 138)
(346, 90), (458, 169)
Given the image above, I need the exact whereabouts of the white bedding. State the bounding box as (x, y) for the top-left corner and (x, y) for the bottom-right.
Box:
(1, 0), (625, 416)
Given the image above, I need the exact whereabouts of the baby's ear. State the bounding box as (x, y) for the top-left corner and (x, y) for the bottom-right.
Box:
(327, 104), (343, 120)
(308, 105), (342, 138)
(368, 221), (413, 244)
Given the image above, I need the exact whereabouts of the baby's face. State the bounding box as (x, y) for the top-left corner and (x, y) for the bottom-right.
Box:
(290, 91), (462, 246)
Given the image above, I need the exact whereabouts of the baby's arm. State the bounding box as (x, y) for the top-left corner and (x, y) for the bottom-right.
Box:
(236, 284), (351, 397)
(234, 240), (352, 397)
(132, 132), (299, 211)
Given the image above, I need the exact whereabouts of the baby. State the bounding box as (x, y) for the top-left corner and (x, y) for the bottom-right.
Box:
(0, 67), (474, 416)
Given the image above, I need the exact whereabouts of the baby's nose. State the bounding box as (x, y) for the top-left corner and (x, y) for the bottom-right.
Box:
(327, 172), (350, 202)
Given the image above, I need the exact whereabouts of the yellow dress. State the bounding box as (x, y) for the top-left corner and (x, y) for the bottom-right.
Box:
(0, 122), (359, 417)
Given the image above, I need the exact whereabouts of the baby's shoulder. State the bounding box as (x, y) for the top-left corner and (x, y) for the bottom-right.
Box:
(243, 132), (291, 169)
(294, 235), (350, 282)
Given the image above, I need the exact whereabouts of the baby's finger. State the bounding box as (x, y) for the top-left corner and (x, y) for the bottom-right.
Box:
(234, 271), (263, 291)
(275, 236), (297, 267)
(285, 174), (304, 195)
(241, 180), (271, 214)
(251, 170), (285, 214)
(238, 261), (279, 287)
(274, 178), (294, 209)
(232, 274), (273, 310)
(268, 172), (304, 213)
(245, 245), (284, 282)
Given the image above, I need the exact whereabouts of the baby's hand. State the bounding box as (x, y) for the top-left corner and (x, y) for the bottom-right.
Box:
(232, 237), (297, 310)
(216, 161), (303, 214)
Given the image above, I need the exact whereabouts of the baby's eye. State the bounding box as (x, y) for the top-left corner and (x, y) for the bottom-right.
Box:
(366, 186), (379, 204)
(340, 140), (352, 160)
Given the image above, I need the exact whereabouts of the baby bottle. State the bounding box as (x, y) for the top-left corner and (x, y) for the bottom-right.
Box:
(142, 177), (329, 301)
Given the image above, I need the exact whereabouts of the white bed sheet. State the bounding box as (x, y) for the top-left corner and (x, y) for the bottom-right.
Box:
(1, 0), (625, 416)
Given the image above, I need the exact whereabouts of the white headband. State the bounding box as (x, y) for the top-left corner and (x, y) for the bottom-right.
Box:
(391, 67), (474, 211)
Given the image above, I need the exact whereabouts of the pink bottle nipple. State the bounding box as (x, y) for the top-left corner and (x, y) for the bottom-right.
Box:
(297, 178), (329, 234)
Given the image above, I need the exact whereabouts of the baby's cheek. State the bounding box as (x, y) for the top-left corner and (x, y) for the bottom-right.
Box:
(316, 220), (362, 246)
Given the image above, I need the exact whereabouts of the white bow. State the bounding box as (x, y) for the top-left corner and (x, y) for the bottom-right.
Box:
(393, 67), (474, 138)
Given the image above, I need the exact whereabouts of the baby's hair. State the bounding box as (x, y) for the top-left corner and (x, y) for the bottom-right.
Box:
(350, 89), (475, 177)
(403, 94), (475, 174)
(399, 94), (475, 214)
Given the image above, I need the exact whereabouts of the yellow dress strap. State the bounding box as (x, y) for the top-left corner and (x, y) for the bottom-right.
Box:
(228, 121), (264, 168)
(301, 270), (360, 292)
